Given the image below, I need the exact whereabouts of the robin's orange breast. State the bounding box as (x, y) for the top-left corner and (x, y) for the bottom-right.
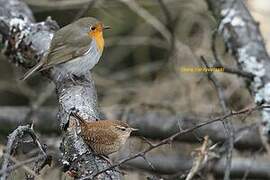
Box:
(88, 28), (104, 52)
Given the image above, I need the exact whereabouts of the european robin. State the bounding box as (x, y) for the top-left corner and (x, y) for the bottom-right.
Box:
(22, 17), (110, 80)
(71, 113), (137, 156)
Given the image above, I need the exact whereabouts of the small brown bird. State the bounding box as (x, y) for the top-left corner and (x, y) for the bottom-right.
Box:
(72, 113), (137, 156)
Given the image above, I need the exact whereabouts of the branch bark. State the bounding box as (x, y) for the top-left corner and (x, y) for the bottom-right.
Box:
(206, 0), (270, 147)
(0, 106), (263, 150)
(0, 125), (46, 180)
(125, 154), (270, 179)
(0, 0), (121, 179)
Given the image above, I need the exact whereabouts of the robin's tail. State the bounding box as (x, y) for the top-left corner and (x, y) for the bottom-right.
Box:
(21, 53), (48, 81)
(21, 61), (44, 81)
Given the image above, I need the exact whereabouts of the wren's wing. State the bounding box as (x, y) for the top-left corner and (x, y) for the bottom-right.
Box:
(40, 24), (92, 70)
(83, 127), (118, 146)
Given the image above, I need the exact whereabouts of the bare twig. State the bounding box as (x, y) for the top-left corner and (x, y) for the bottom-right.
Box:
(215, 65), (254, 79)
(201, 56), (234, 180)
(119, 0), (171, 42)
(7, 155), (43, 180)
(157, 0), (176, 54)
(24, 83), (55, 126)
(141, 155), (155, 171)
(186, 136), (212, 180)
(211, 29), (223, 66)
(118, 0), (183, 63)
(211, 28), (254, 79)
(157, 0), (174, 29)
(73, 0), (96, 22)
(0, 155), (46, 176)
(241, 148), (264, 180)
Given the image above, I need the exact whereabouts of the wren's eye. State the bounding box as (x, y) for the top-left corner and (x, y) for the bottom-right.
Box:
(90, 26), (96, 31)
(117, 127), (126, 131)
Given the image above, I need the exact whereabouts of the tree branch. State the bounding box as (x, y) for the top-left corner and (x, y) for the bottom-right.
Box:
(0, 0), (120, 179)
(0, 105), (264, 150)
(206, 0), (270, 149)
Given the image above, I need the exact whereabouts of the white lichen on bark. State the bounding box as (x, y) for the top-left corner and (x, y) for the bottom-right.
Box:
(212, 0), (270, 139)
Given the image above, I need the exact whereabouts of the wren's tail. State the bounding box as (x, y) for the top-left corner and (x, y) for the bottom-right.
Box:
(71, 112), (86, 125)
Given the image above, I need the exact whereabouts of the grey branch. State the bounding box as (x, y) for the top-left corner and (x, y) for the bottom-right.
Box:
(125, 154), (270, 179)
(206, 0), (270, 147)
(0, 125), (48, 180)
(0, 106), (263, 150)
(0, 0), (120, 179)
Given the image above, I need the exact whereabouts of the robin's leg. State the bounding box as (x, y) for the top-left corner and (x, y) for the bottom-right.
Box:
(70, 74), (91, 86)
(69, 74), (78, 85)
(66, 73), (84, 86)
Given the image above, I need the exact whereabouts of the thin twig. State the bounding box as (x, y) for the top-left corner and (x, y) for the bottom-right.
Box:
(73, 0), (96, 22)
(216, 65), (254, 79)
(0, 155), (46, 176)
(157, 0), (173, 28)
(24, 83), (55, 126)
(241, 148), (264, 180)
(201, 56), (234, 180)
(1, 125), (30, 180)
(186, 136), (212, 180)
(118, 0), (182, 61)
(157, 0), (177, 70)
(141, 155), (155, 171)
(8, 155), (43, 180)
(211, 29), (223, 66)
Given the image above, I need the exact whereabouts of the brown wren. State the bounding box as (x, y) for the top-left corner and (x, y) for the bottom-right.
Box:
(72, 113), (137, 156)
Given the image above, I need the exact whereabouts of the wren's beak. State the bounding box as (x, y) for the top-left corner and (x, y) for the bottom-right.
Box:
(103, 25), (111, 30)
(130, 128), (138, 131)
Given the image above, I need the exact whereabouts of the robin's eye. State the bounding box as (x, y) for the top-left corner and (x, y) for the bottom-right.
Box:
(90, 26), (96, 31)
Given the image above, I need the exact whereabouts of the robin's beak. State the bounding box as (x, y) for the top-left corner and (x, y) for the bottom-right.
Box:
(103, 25), (111, 30)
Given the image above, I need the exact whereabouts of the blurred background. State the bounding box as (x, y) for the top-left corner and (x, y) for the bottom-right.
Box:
(0, 0), (270, 179)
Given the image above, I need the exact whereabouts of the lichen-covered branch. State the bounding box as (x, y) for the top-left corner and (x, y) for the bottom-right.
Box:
(0, 0), (121, 179)
(206, 0), (270, 146)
